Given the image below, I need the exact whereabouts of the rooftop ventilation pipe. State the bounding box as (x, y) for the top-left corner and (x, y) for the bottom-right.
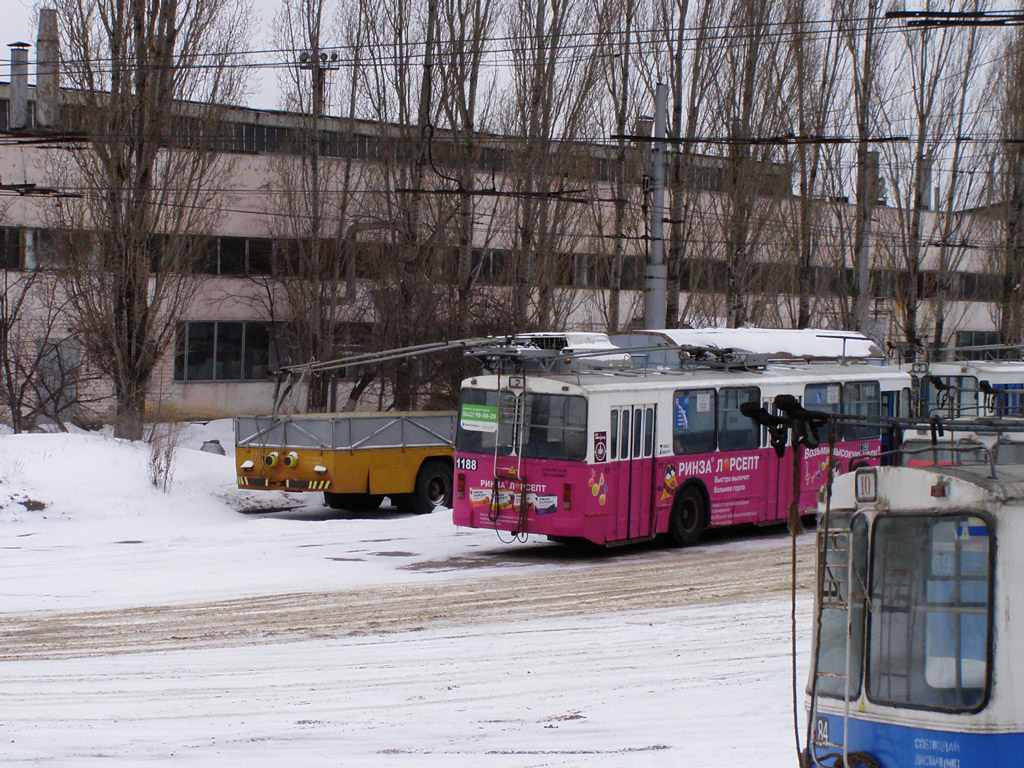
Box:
(8, 41), (30, 130)
(36, 9), (59, 129)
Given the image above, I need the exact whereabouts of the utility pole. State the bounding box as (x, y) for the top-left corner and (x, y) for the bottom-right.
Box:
(852, 0), (879, 338)
(644, 82), (668, 330)
(855, 152), (876, 334)
(408, 0), (439, 247)
(297, 46), (340, 410)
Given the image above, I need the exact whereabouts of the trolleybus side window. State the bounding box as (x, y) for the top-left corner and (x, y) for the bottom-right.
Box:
(672, 389), (716, 455)
(632, 408), (643, 458)
(718, 387), (760, 451)
(991, 382), (1024, 417)
(610, 410), (619, 460)
(643, 407), (654, 457)
(805, 383), (841, 421)
(813, 514), (868, 700)
(843, 381), (881, 440)
(620, 409), (630, 458)
(868, 514), (991, 712)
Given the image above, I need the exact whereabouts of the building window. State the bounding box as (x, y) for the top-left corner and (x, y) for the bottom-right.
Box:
(198, 237), (275, 276)
(955, 330), (1001, 360)
(22, 229), (57, 269)
(174, 321), (282, 381)
(868, 514), (991, 712)
(0, 227), (21, 269)
(219, 237), (247, 275)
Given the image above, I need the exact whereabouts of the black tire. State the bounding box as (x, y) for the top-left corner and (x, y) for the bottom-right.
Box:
(668, 486), (706, 547)
(323, 492), (384, 512)
(408, 459), (453, 515)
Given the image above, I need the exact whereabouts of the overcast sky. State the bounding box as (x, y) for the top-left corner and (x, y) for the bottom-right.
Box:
(3, 1), (281, 112)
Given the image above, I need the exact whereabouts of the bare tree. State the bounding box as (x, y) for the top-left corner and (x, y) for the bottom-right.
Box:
(634, 0), (722, 328)
(837, 0), (887, 334)
(253, 0), (375, 412)
(703, 0), (789, 327)
(587, 0), (643, 332)
(350, 0), (455, 408)
(876, 0), (993, 359)
(773, 0), (846, 328)
(501, 0), (606, 329)
(988, 21), (1024, 346)
(46, 0), (252, 438)
(0, 256), (84, 431)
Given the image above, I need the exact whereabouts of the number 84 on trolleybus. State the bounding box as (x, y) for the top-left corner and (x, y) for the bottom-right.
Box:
(452, 362), (912, 547)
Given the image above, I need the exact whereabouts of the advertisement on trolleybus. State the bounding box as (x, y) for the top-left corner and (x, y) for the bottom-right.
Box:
(452, 363), (912, 547)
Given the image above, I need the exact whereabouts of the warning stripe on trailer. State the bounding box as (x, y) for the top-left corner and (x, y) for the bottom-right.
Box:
(237, 477), (269, 487)
(285, 479), (331, 490)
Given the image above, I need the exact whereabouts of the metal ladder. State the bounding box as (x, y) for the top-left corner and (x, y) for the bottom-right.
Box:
(807, 523), (856, 767)
(488, 371), (527, 532)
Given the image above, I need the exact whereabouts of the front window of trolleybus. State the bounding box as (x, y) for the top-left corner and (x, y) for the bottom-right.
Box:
(456, 389), (588, 461)
(868, 514), (992, 712)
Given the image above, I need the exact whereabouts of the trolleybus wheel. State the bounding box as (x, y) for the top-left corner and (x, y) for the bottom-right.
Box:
(668, 486), (705, 547)
(408, 459), (453, 515)
(323, 492), (384, 512)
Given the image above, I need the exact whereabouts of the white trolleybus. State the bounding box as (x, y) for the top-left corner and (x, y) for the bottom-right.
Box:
(452, 341), (913, 546)
(900, 359), (1024, 467)
(805, 459), (1024, 767)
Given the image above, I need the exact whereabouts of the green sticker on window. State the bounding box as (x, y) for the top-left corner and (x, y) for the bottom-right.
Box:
(461, 403), (499, 432)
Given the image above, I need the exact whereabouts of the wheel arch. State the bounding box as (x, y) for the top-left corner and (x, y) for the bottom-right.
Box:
(420, 453), (454, 472)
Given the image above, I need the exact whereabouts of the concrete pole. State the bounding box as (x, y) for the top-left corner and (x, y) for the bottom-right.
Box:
(644, 82), (668, 330)
(855, 209), (872, 333)
(36, 10), (59, 129)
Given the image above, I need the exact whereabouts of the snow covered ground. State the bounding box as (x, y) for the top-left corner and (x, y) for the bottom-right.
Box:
(0, 422), (813, 766)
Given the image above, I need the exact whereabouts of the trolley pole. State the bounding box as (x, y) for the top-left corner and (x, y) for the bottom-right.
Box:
(644, 83), (668, 330)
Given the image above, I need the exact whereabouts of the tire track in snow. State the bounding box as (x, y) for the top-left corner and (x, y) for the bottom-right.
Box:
(0, 533), (814, 660)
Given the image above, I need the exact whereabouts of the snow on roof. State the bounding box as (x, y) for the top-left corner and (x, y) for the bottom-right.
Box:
(617, 328), (882, 359)
(513, 331), (620, 351)
(508, 332), (631, 369)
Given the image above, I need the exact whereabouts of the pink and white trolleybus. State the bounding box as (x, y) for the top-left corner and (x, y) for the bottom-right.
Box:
(452, 351), (912, 547)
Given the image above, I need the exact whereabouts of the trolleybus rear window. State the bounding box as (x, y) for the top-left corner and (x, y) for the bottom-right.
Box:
(868, 513), (991, 712)
(456, 389), (588, 461)
(920, 375), (979, 419)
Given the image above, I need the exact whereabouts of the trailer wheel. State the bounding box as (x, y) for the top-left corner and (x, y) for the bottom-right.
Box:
(408, 459), (453, 515)
(323, 492), (384, 512)
(668, 486), (705, 547)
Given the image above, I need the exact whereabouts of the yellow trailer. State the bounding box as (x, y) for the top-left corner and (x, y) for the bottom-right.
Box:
(234, 411), (455, 514)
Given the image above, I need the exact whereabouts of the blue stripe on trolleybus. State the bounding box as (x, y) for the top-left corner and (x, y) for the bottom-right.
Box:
(813, 713), (1024, 767)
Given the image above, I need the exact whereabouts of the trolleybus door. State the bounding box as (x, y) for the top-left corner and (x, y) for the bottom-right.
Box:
(610, 404), (657, 541)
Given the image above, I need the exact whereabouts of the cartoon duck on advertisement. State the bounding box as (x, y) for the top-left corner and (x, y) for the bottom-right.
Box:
(589, 470), (608, 506)
(660, 464), (679, 501)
